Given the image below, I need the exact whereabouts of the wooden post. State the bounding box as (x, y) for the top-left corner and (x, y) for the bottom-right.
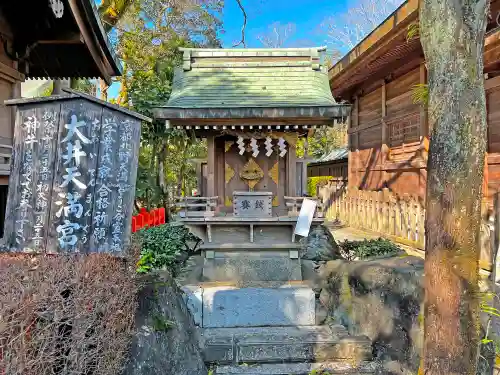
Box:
(195, 161), (202, 196)
(287, 144), (297, 197)
(353, 96), (359, 188)
(419, 63), (428, 137)
(207, 135), (216, 198)
(381, 81), (389, 185)
(494, 192), (500, 284)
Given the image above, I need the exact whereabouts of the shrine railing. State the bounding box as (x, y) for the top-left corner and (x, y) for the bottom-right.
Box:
(175, 196), (219, 218)
(324, 187), (498, 272)
(131, 208), (166, 233)
(284, 196), (324, 218)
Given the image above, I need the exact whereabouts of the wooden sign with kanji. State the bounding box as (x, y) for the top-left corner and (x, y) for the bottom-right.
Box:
(2, 89), (150, 254)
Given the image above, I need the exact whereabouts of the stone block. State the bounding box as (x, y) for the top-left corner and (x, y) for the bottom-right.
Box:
(202, 257), (302, 283)
(181, 285), (203, 326)
(237, 336), (372, 363)
(215, 361), (378, 374)
(201, 325), (358, 364)
(202, 286), (315, 328)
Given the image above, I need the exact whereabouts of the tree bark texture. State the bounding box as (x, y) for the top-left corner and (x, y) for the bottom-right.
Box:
(420, 1), (489, 374)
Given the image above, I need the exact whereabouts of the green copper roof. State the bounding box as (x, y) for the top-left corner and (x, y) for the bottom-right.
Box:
(162, 47), (336, 109)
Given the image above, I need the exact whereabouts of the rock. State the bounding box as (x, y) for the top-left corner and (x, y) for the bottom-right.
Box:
(318, 255), (425, 375)
(300, 225), (342, 261)
(124, 272), (208, 375)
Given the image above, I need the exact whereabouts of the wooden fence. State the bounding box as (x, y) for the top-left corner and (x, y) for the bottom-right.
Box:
(322, 186), (500, 272)
(131, 207), (166, 233)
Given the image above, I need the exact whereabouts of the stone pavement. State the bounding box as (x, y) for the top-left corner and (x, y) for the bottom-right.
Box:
(330, 226), (381, 243)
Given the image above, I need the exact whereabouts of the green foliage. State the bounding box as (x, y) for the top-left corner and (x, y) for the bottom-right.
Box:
(411, 83), (429, 106)
(407, 22), (420, 42)
(103, 0), (221, 209)
(152, 314), (175, 332)
(307, 176), (333, 197)
(70, 79), (96, 95)
(480, 292), (500, 352)
(339, 238), (401, 260)
(135, 223), (199, 274)
(297, 125), (348, 159)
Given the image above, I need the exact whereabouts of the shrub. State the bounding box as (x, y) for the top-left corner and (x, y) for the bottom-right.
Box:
(135, 222), (200, 275)
(339, 238), (401, 260)
(307, 176), (333, 197)
(0, 253), (138, 375)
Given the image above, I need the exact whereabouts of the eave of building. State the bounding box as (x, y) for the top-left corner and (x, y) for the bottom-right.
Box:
(155, 105), (351, 133)
(154, 46), (350, 132)
(0, 0), (122, 85)
(329, 0), (500, 100)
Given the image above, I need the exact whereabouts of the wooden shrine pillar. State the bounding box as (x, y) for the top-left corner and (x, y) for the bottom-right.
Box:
(207, 135), (216, 198)
(287, 143), (297, 196)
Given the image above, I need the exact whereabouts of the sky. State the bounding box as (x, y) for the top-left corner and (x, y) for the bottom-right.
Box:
(105, 0), (400, 99)
(220, 0), (350, 49)
(107, 0), (353, 99)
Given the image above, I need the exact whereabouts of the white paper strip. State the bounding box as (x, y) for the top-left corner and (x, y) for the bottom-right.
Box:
(265, 137), (273, 157)
(237, 136), (245, 155)
(294, 199), (317, 238)
(250, 138), (259, 157)
(278, 137), (287, 158)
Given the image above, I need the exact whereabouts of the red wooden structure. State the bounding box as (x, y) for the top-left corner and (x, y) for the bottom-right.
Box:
(131, 208), (166, 233)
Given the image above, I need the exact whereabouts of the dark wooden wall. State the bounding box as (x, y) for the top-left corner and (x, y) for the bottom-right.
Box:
(206, 135), (295, 216)
(3, 98), (141, 254)
(345, 27), (500, 205)
(307, 160), (348, 180)
(348, 63), (428, 201)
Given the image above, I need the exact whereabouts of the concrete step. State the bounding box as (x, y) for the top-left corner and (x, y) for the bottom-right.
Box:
(203, 255), (302, 283)
(201, 325), (372, 364)
(202, 286), (315, 328)
(214, 361), (378, 374)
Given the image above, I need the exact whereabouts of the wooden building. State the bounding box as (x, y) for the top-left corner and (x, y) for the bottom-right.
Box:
(329, 0), (500, 203)
(307, 147), (348, 180)
(154, 47), (349, 259)
(0, 0), (121, 236)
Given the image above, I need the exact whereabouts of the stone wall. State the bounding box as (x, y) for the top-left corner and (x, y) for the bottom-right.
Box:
(124, 271), (208, 375)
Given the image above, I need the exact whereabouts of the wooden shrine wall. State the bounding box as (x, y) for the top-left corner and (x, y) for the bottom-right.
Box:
(0, 8), (23, 184)
(3, 98), (141, 254)
(218, 136), (289, 215)
(348, 61), (500, 205)
(349, 64), (427, 200)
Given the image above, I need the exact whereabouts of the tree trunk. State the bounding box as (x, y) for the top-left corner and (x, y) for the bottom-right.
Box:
(420, 1), (489, 374)
(99, 78), (108, 101)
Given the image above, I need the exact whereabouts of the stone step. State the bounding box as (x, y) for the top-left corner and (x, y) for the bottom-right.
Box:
(203, 286), (315, 328)
(214, 361), (378, 374)
(201, 325), (372, 364)
(202, 255), (302, 283)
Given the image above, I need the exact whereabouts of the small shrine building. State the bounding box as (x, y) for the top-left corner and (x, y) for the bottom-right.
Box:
(153, 47), (349, 255)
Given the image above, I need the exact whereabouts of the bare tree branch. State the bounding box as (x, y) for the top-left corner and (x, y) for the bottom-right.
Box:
(232, 0), (247, 47)
(257, 22), (296, 48)
(321, 0), (404, 62)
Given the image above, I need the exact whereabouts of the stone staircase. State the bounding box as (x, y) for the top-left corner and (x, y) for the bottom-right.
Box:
(179, 254), (377, 375)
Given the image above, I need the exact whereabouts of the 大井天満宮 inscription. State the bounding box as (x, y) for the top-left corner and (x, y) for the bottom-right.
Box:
(3, 93), (148, 255)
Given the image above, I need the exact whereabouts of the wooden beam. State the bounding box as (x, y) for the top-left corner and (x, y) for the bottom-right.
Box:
(287, 144), (297, 197)
(0, 62), (24, 83)
(67, 0), (111, 84)
(353, 96), (360, 188)
(419, 63), (428, 137)
(37, 33), (84, 45)
(485, 75), (500, 90)
(381, 81), (389, 181)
